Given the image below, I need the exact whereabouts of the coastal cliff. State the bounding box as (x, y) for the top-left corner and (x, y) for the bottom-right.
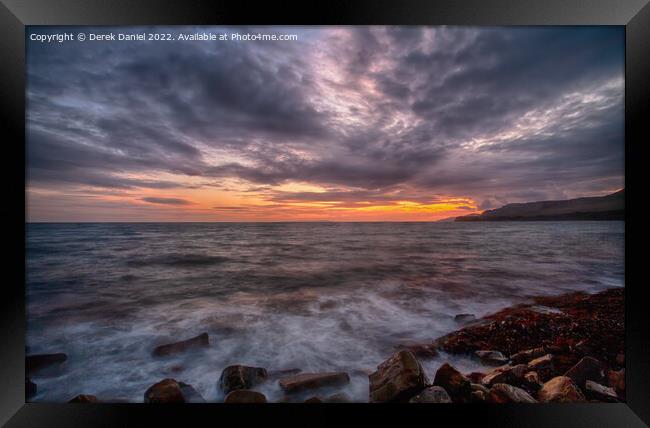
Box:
(455, 189), (624, 222)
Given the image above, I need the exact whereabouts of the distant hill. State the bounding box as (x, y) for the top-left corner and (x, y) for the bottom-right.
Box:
(455, 189), (624, 222)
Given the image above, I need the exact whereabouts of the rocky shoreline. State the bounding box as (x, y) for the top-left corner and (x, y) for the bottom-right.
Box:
(26, 287), (624, 403)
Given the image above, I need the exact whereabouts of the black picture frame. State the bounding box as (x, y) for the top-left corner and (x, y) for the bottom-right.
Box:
(1, 0), (648, 426)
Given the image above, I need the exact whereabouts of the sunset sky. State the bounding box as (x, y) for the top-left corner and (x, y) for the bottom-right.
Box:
(26, 26), (624, 222)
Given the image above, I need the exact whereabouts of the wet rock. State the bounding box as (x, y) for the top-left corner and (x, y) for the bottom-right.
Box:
(527, 354), (555, 382)
(395, 341), (439, 359)
(468, 372), (486, 383)
(454, 313), (477, 324)
(433, 363), (472, 403)
(219, 365), (268, 394)
(409, 386), (452, 403)
(475, 350), (509, 365)
(69, 394), (98, 403)
(26, 353), (67, 375)
(481, 364), (527, 387)
(152, 333), (209, 357)
(279, 372), (350, 394)
(369, 350), (428, 402)
(607, 368), (625, 395)
(224, 389), (267, 403)
(487, 383), (537, 403)
(564, 356), (604, 388)
(471, 390), (486, 402)
(521, 371), (543, 393)
(538, 376), (585, 403)
(25, 378), (36, 400)
(510, 347), (546, 365)
(144, 379), (192, 403)
(585, 380), (619, 402)
(471, 381), (489, 391)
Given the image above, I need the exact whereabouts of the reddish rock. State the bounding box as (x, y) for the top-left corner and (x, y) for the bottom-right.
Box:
(432, 289), (624, 370)
(69, 394), (99, 403)
(433, 363), (472, 403)
(585, 380), (619, 402)
(481, 364), (527, 387)
(564, 356), (605, 388)
(527, 354), (555, 382)
(144, 379), (186, 403)
(304, 396), (322, 403)
(152, 333), (209, 357)
(279, 372), (350, 394)
(26, 353), (67, 376)
(524, 371), (540, 385)
(475, 350), (509, 365)
(538, 376), (585, 403)
(219, 365), (268, 394)
(487, 383), (537, 403)
(409, 386), (452, 403)
(467, 372), (486, 383)
(510, 347), (546, 365)
(369, 350), (428, 402)
(607, 368), (625, 396)
(224, 389), (267, 403)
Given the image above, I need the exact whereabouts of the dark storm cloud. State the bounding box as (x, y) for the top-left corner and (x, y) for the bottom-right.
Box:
(27, 26), (624, 213)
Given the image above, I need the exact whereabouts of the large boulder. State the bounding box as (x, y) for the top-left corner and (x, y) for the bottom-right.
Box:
(527, 354), (555, 382)
(487, 384), (537, 403)
(585, 380), (619, 402)
(152, 333), (209, 357)
(219, 365), (268, 394)
(510, 347), (546, 365)
(143, 379), (204, 403)
(481, 364), (527, 387)
(224, 389), (268, 403)
(409, 386), (452, 403)
(69, 394), (99, 403)
(145, 379), (195, 403)
(279, 372), (350, 394)
(564, 356), (605, 388)
(369, 350), (428, 402)
(26, 353), (67, 375)
(538, 376), (585, 403)
(475, 350), (508, 365)
(433, 363), (472, 403)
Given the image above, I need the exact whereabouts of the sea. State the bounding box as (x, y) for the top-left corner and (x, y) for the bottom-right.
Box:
(26, 221), (625, 402)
